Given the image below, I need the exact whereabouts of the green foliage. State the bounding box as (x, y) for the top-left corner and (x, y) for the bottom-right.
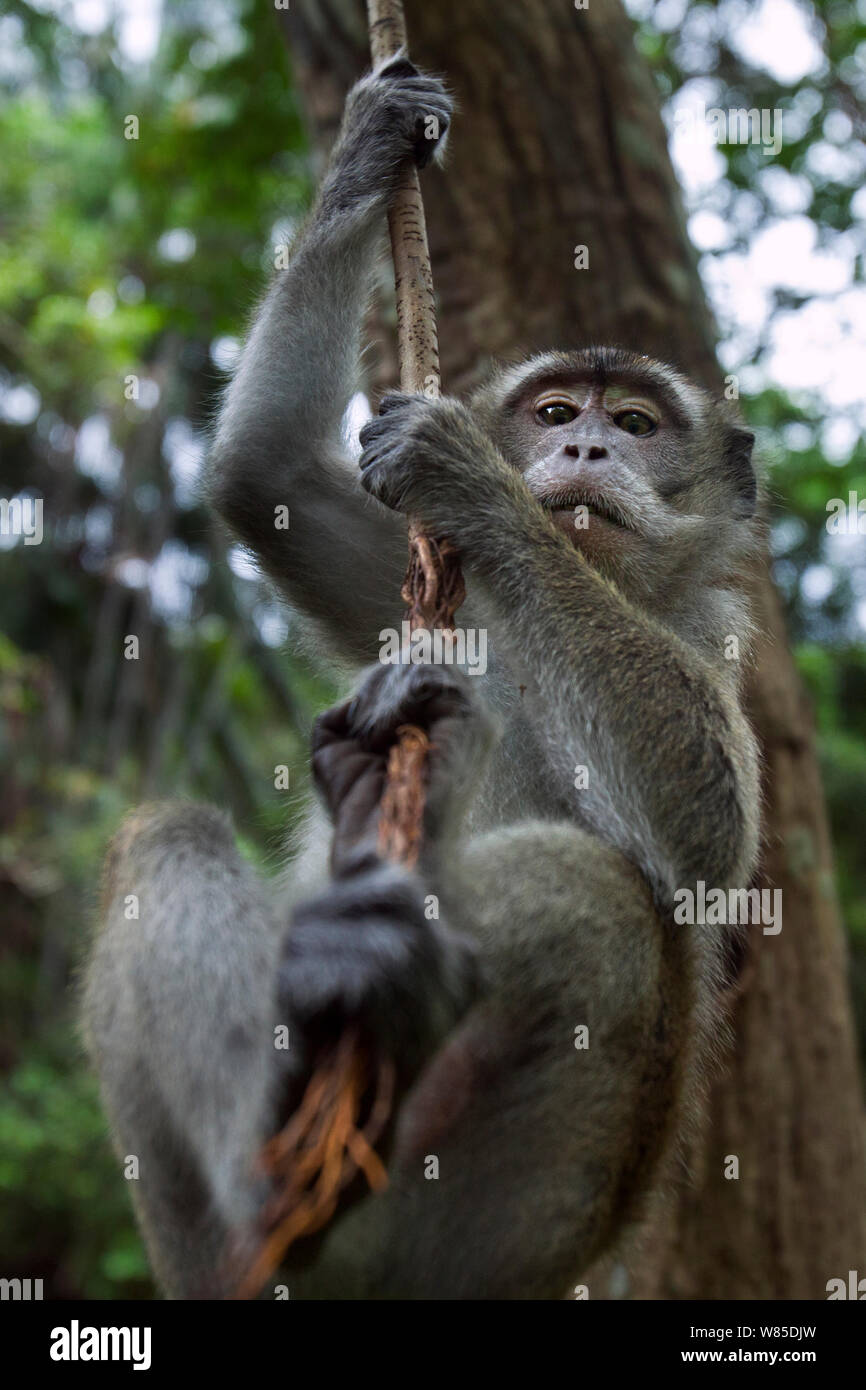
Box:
(0, 1051), (151, 1299)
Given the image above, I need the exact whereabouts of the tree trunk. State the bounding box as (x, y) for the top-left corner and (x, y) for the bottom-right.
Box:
(280, 0), (866, 1297)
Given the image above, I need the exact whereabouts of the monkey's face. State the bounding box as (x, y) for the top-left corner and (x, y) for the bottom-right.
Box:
(504, 374), (696, 580)
(481, 352), (757, 598)
(520, 378), (664, 556)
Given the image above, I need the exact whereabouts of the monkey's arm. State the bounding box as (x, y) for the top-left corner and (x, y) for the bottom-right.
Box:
(359, 395), (760, 900)
(206, 63), (452, 665)
(493, 548), (760, 899)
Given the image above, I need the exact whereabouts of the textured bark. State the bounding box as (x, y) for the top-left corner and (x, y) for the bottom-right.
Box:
(279, 0), (866, 1297)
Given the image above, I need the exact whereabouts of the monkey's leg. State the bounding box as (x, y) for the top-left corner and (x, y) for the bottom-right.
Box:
(396, 824), (691, 1298)
(82, 803), (290, 1299)
(280, 666), (694, 1300)
(289, 822), (693, 1301)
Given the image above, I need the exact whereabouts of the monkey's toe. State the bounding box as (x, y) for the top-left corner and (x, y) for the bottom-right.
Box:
(350, 662), (476, 749)
(278, 863), (482, 1081)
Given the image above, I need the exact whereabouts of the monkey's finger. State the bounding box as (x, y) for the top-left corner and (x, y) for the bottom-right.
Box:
(358, 440), (405, 482)
(358, 462), (410, 512)
(311, 739), (385, 822)
(377, 391), (415, 416)
(357, 450), (388, 480)
(357, 446), (387, 475)
(358, 417), (395, 451)
(376, 53), (419, 82)
(354, 666), (476, 749)
(358, 426), (387, 453)
(311, 697), (357, 749)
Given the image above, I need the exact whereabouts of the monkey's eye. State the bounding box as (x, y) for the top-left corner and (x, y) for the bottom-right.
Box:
(536, 402), (577, 427)
(614, 409), (656, 437)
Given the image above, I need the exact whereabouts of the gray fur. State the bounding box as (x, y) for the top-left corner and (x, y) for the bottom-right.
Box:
(81, 62), (761, 1300)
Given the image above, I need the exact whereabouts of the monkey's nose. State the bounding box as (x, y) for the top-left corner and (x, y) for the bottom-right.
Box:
(564, 443), (608, 461)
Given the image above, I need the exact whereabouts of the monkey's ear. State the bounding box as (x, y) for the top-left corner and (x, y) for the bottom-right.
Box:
(725, 426), (757, 518)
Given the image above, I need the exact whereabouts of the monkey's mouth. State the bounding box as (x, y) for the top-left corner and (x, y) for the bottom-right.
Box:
(540, 489), (636, 531)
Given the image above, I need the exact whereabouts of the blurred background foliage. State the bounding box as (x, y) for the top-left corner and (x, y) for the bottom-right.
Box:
(0, 0), (864, 1297)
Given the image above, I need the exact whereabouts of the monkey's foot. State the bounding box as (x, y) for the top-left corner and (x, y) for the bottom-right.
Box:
(310, 662), (494, 875)
(278, 861), (481, 1093)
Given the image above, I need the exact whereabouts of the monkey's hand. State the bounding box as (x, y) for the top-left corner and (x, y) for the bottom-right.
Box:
(322, 57), (452, 214)
(359, 393), (514, 525)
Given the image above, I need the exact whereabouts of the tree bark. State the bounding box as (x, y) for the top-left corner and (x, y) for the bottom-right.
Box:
(280, 0), (866, 1298)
